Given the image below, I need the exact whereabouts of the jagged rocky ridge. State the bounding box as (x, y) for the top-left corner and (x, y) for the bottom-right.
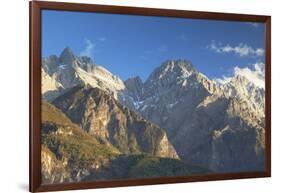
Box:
(126, 60), (265, 172)
(42, 47), (126, 101)
(42, 48), (265, 181)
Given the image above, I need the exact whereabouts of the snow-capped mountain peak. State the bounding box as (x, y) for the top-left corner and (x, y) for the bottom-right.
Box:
(214, 63), (265, 89)
(42, 47), (125, 100)
(42, 48), (265, 121)
(216, 74), (265, 117)
(147, 59), (196, 82)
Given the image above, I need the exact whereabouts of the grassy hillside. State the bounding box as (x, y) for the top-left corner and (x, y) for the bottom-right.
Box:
(42, 101), (74, 125)
(83, 154), (210, 181)
(127, 155), (210, 178)
(41, 101), (119, 183)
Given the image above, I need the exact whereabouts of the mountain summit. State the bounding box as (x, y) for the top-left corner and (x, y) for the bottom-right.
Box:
(59, 47), (76, 65)
(146, 59), (196, 84)
(42, 47), (125, 100)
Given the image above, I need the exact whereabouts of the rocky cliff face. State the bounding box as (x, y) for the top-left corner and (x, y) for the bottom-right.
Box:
(41, 68), (62, 94)
(170, 95), (264, 172)
(41, 145), (70, 184)
(41, 101), (205, 184)
(41, 101), (120, 183)
(52, 85), (178, 159)
(124, 76), (144, 101)
(125, 59), (265, 172)
(222, 75), (265, 119)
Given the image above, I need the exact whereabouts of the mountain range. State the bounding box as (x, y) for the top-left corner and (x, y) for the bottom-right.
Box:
(41, 47), (265, 183)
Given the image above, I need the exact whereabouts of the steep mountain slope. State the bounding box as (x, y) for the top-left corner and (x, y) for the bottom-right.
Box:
(41, 68), (62, 94)
(126, 59), (265, 172)
(41, 101), (119, 183)
(52, 85), (179, 159)
(127, 60), (220, 134)
(42, 47), (125, 101)
(42, 101), (210, 183)
(124, 76), (144, 101)
(221, 75), (265, 118)
(172, 95), (264, 172)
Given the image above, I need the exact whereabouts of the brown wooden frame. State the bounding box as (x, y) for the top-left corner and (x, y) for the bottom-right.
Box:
(29, 1), (271, 192)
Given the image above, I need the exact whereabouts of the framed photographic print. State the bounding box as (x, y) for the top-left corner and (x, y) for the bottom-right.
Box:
(29, 1), (271, 192)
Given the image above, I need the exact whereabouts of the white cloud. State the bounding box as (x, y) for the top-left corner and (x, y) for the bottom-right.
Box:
(209, 41), (264, 57)
(256, 48), (265, 56)
(80, 39), (94, 57)
(214, 62), (265, 88)
(234, 63), (265, 88)
(99, 37), (107, 41)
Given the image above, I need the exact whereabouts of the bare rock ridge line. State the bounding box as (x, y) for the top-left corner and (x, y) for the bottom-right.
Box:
(127, 59), (265, 172)
(42, 47), (125, 101)
(42, 47), (265, 176)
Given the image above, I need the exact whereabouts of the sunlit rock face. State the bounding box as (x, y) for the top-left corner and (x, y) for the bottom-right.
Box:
(125, 59), (265, 172)
(52, 85), (179, 159)
(42, 47), (126, 101)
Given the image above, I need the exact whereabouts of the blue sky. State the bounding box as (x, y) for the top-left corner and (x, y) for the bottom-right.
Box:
(42, 10), (265, 82)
